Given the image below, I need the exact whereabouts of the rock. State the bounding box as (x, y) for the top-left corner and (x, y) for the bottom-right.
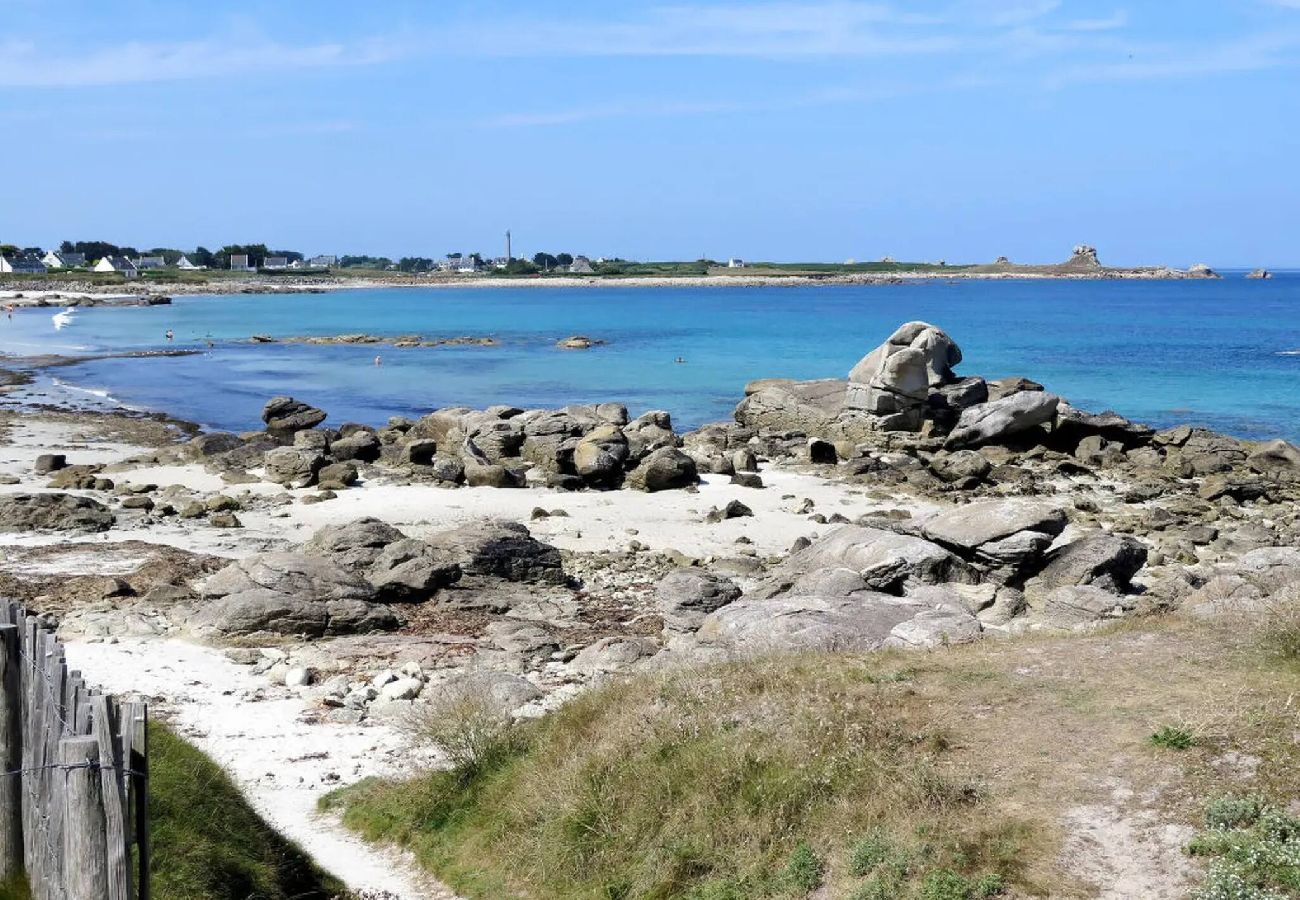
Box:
(366, 539), (462, 600)
(187, 432), (245, 458)
(1054, 406), (1154, 450)
(317, 461), (358, 488)
(1247, 440), (1300, 481)
(401, 439), (439, 466)
(1178, 575), (1263, 620)
(755, 526), (976, 597)
(626, 447), (698, 492)
(294, 430), (331, 451)
(263, 448), (325, 488)
(1040, 585), (1134, 628)
(573, 425), (629, 485)
(556, 335), (605, 350)
(706, 500), (753, 522)
(329, 431), (381, 463)
(656, 567), (742, 632)
(1026, 533), (1147, 597)
(262, 396), (327, 442)
(1198, 475), (1271, 503)
(922, 500), (1067, 554)
(304, 518), (405, 569)
(378, 677), (423, 701)
(930, 450), (991, 483)
(467, 419), (525, 463)
(844, 321), (961, 417)
(0, 493), (114, 532)
(427, 455), (466, 484)
(884, 602), (982, 649)
(807, 438), (838, 464)
(210, 512), (242, 528)
(464, 463), (523, 488)
(1187, 263), (1220, 279)
(196, 552), (396, 638)
(696, 593), (932, 654)
(571, 636), (658, 675)
(986, 377), (1044, 401)
(944, 392), (1060, 449)
(1247, 269), (1273, 280)
(932, 376), (988, 411)
(33, 454), (66, 474)
(284, 667), (315, 687)
(429, 520), (565, 583)
(624, 411), (678, 463)
(734, 378), (846, 434)
(730, 472), (764, 489)
(437, 670), (543, 711)
(120, 495), (154, 510)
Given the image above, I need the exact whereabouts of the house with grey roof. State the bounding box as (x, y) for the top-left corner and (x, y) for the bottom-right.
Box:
(41, 251), (85, 269)
(135, 255), (166, 270)
(0, 253), (47, 274)
(93, 256), (138, 278)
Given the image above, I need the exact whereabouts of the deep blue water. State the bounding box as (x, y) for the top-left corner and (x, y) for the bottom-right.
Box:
(5, 273), (1300, 439)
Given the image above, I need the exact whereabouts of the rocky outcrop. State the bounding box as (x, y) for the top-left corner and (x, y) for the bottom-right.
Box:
(262, 396), (327, 443)
(0, 493), (115, 532)
(196, 552), (398, 637)
(626, 447), (698, 492)
(428, 521), (565, 584)
(922, 500), (1066, 575)
(844, 322), (961, 424)
(656, 567), (742, 632)
(944, 392), (1060, 449)
(734, 379), (846, 434)
(263, 448), (325, 488)
(1247, 269), (1273, 280)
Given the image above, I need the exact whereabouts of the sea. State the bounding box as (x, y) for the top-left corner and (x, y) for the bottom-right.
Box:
(5, 272), (1300, 441)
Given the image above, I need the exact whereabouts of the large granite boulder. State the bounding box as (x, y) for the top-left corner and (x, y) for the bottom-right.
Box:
(366, 538), (462, 600)
(944, 392), (1060, 448)
(196, 552), (397, 637)
(429, 520), (565, 583)
(844, 322), (961, 417)
(573, 425), (630, 486)
(1039, 585), (1137, 628)
(263, 448), (325, 488)
(695, 593), (958, 654)
(262, 396), (327, 443)
(624, 411), (678, 463)
(656, 567), (742, 632)
(733, 379), (846, 434)
(303, 517), (405, 569)
(329, 430), (381, 463)
(1247, 440), (1300, 481)
(186, 432), (245, 458)
(0, 493), (115, 532)
(467, 419), (525, 463)
(1025, 533), (1147, 599)
(754, 526), (977, 598)
(922, 500), (1067, 574)
(625, 447), (698, 492)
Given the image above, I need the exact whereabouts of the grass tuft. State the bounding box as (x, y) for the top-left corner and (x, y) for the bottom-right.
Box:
(1150, 724), (1197, 750)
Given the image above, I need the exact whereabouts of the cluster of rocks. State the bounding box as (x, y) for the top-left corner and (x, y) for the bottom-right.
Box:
(182, 395), (706, 494)
(253, 334), (499, 348)
(192, 518), (564, 639)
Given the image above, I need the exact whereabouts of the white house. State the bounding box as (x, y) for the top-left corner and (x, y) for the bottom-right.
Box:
(175, 255), (201, 270)
(135, 255), (166, 270)
(727, 258), (746, 268)
(568, 256), (594, 274)
(41, 251), (85, 269)
(309, 255), (337, 268)
(229, 254), (254, 272)
(455, 255), (481, 274)
(0, 253), (47, 274)
(93, 256), (138, 278)
(262, 256), (289, 270)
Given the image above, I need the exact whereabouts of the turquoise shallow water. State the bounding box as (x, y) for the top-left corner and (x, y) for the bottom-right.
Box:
(5, 274), (1300, 439)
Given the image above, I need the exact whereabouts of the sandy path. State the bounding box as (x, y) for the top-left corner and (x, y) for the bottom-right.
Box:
(65, 638), (457, 900)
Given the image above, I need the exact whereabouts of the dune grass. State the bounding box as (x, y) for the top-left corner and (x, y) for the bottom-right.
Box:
(323, 654), (1035, 899)
(148, 721), (345, 900)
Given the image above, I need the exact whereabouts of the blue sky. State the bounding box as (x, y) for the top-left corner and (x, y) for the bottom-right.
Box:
(1, 1), (1298, 266)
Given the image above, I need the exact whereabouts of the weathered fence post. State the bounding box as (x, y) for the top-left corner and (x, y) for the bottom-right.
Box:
(61, 735), (109, 900)
(0, 623), (22, 878)
(92, 694), (132, 900)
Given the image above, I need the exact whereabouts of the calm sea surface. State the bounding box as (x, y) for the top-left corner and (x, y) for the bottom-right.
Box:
(5, 274), (1300, 440)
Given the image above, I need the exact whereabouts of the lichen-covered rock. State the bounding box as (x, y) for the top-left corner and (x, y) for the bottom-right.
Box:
(944, 392), (1060, 449)
(262, 396), (327, 443)
(263, 448), (325, 488)
(0, 493), (114, 532)
(626, 447), (698, 492)
(428, 520), (565, 583)
(656, 567), (742, 632)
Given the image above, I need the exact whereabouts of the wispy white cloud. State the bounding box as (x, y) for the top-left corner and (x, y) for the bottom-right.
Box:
(0, 35), (399, 87)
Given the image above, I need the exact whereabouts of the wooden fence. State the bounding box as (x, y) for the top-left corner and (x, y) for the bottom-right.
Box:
(0, 602), (148, 900)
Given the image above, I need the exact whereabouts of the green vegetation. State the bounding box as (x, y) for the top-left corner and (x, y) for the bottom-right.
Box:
(323, 654), (1031, 899)
(1188, 797), (1300, 899)
(1151, 724), (1198, 750)
(149, 722), (344, 900)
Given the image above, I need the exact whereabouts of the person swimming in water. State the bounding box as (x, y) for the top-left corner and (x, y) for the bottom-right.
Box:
(674, 356), (686, 364)
(374, 355), (382, 366)
(165, 329), (174, 341)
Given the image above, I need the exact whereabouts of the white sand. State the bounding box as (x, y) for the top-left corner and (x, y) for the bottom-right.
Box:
(65, 638), (457, 899)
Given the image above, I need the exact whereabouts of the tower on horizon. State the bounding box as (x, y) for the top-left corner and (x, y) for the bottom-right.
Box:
(506, 229), (512, 263)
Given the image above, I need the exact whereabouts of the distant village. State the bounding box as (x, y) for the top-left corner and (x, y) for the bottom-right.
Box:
(0, 238), (744, 279)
